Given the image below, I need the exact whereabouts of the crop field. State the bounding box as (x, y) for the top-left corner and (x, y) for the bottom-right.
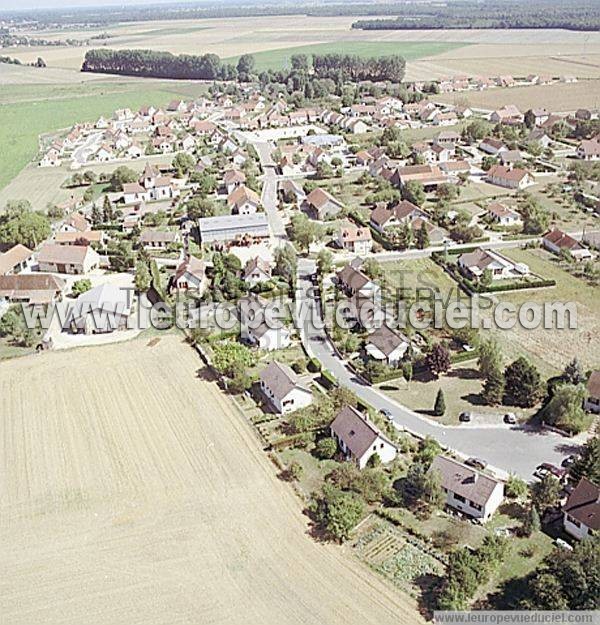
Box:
(0, 81), (208, 192)
(0, 335), (421, 625)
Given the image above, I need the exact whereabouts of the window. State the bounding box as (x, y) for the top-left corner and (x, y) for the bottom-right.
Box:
(567, 514), (581, 528)
(454, 493), (466, 503)
(470, 501), (482, 511)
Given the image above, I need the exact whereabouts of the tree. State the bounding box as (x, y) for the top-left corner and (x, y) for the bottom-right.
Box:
(505, 474), (528, 499)
(236, 54), (255, 79)
(71, 279), (92, 297)
(173, 152), (195, 176)
(478, 337), (502, 379)
(0, 210), (50, 249)
(402, 180), (425, 206)
(562, 357), (586, 385)
(402, 361), (413, 386)
(107, 239), (134, 271)
(211, 341), (256, 379)
(311, 484), (364, 542)
(480, 268), (493, 289)
(0, 306), (40, 347)
(289, 213), (318, 251)
(187, 196), (216, 219)
(504, 357), (544, 408)
(522, 506), (541, 537)
(571, 436), (600, 484)
(543, 383), (589, 434)
(102, 195), (114, 223)
(287, 461), (303, 482)
(315, 437), (338, 460)
(273, 244), (297, 287)
(109, 166), (138, 191)
(362, 258), (381, 280)
(228, 369), (254, 394)
(415, 222), (430, 249)
(426, 343), (451, 378)
(530, 474), (561, 514)
(316, 249), (333, 275)
(134, 261), (151, 293)
(482, 366), (505, 405)
(91, 202), (102, 226)
(434, 389), (446, 416)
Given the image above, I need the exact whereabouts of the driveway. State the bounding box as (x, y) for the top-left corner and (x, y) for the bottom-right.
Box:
(295, 258), (577, 481)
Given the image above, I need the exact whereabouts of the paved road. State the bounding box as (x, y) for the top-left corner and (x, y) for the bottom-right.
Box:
(295, 258), (579, 481)
(252, 140), (287, 239)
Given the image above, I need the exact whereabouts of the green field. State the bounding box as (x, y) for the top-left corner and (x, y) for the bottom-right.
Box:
(0, 81), (209, 192)
(225, 41), (465, 72)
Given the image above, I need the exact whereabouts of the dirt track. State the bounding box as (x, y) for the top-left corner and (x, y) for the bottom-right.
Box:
(0, 334), (422, 625)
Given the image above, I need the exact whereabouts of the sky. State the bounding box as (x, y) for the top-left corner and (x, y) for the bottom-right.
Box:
(1, 0), (212, 11)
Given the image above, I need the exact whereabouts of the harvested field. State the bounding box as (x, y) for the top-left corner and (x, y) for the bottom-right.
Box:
(0, 335), (421, 625)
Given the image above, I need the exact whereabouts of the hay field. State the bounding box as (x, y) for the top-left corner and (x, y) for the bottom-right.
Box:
(0, 335), (420, 625)
(435, 80), (600, 112)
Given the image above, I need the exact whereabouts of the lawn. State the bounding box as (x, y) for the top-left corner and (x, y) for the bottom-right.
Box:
(0, 81), (208, 192)
(225, 41), (466, 72)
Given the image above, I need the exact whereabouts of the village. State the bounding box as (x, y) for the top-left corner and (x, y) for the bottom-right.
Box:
(1, 70), (600, 613)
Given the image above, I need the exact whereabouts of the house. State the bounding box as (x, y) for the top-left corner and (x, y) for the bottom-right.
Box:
(330, 405), (397, 470)
(530, 108), (550, 126)
(486, 201), (522, 227)
(434, 131), (461, 148)
(279, 179), (305, 204)
(430, 455), (504, 521)
(243, 256), (272, 286)
(490, 104), (523, 125)
(302, 188), (344, 221)
(582, 231), (600, 251)
(458, 248), (529, 281)
(584, 370), (600, 414)
(61, 212), (91, 233)
(227, 185), (261, 215)
(246, 321), (291, 351)
(198, 213), (269, 244)
(499, 149), (522, 167)
(486, 165), (533, 190)
(563, 478), (599, 540)
(542, 229), (594, 262)
(259, 361), (312, 414)
(527, 128), (553, 148)
(439, 160), (471, 176)
(0, 244), (34, 276)
(40, 148), (61, 167)
(223, 169), (246, 195)
(577, 139), (600, 161)
(391, 164), (447, 190)
(54, 230), (106, 247)
(369, 200), (428, 233)
(170, 255), (207, 294)
(337, 264), (380, 301)
(139, 229), (181, 249)
(36, 244), (100, 275)
(68, 283), (133, 334)
(337, 225), (373, 255)
(364, 325), (410, 367)
(479, 137), (507, 155)
(0, 273), (65, 305)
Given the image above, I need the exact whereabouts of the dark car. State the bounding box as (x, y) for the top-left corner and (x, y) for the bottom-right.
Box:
(459, 411), (472, 422)
(465, 457), (487, 470)
(561, 455), (578, 468)
(380, 408), (393, 421)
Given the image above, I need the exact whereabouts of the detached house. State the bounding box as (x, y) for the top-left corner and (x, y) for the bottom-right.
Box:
(337, 225), (373, 255)
(227, 185), (261, 215)
(577, 139), (600, 161)
(370, 200), (428, 233)
(486, 165), (533, 190)
(0, 244), (34, 276)
(0, 274), (65, 305)
(259, 361), (312, 414)
(68, 283), (133, 334)
(223, 169), (246, 195)
(563, 478), (599, 540)
(479, 137), (507, 155)
(302, 188), (344, 221)
(330, 405), (397, 470)
(36, 244), (100, 275)
(458, 248), (529, 281)
(170, 256), (207, 294)
(243, 256), (272, 286)
(430, 455), (504, 522)
(486, 201), (522, 227)
(584, 370), (600, 414)
(364, 325), (410, 367)
(542, 229), (594, 262)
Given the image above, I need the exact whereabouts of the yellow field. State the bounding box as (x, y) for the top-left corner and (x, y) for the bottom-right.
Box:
(0, 335), (421, 625)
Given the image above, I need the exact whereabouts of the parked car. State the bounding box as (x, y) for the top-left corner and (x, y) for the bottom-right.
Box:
(459, 411), (472, 422)
(503, 412), (517, 424)
(561, 454), (578, 468)
(380, 408), (393, 421)
(534, 463), (567, 481)
(465, 457), (487, 470)
(555, 538), (574, 551)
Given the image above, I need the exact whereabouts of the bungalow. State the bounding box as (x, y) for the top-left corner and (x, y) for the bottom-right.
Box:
(369, 200), (428, 233)
(391, 164), (447, 190)
(577, 139), (600, 161)
(542, 229), (594, 262)
(458, 248), (529, 281)
(36, 244), (100, 275)
(95, 144), (115, 162)
(490, 104), (523, 125)
(439, 160), (471, 176)
(68, 283), (133, 334)
(54, 230), (106, 247)
(279, 179), (305, 204)
(181, 134), (196, 153)
(227, 185), (261, 215)
(198, 213), (269, 244)
(486, 165), (533, 190)
(140, 229), (180, 249)
(302, 188), (344, 221)
(355, 150), (375, 167)
(330, 405), (397, 470)
(259, 361), (312, 414)
(243, 256), (272, 286)
(364, 325), (410, 367)
(499, 149), (522, 167)
(0, 273), (65, 305)
(0, 244), (34, 276)
(479, 137), (508, 155)
(584, 370), (600, 414)
(170, 255), (207, 294)
(246, 321), (291, 351)
(337, 225), (373, 255)
(430, 455), (504, 522)
(126, 142), (144, 159)
(563, 478), (599, 540)
(486, 201), (522, 227)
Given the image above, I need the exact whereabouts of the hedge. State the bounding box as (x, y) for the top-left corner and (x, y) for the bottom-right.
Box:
(320, 369), (339, 389)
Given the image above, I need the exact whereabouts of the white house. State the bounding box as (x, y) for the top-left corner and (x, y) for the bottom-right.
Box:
(36, 244), (100, 275)
(487, 201), (522, 227)
(259, 361), (312, 414)
(364, 325), (410, 367)
(243, 256), (272, 287)
(584, 370), (600, 414)
(171, 255), (207, 294)
(563, 478), (599, 540)
(458, 248), (529, 281)
(337, 225), (373, 255)
(0, 244), (35, 276)
(68, 283), (134, 334)
(430, 455), (504, 522)
(246, 321), (291, 351)
(330, 405), (397, 470)
(543, 229), (595, 262)
(227, 185), (260, 215)
(40, 148), (61, 167)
